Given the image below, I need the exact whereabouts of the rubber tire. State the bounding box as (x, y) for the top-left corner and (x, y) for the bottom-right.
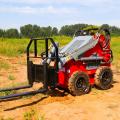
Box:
(68, 71), (91, 96)
(95, 66), (113, 90)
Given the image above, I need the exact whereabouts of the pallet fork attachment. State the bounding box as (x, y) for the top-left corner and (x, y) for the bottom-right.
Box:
(0, 88), (47, 100)
(0, 38), (59, 100)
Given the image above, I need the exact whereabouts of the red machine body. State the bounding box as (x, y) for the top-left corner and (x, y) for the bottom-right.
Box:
(57, 34), (112, 89)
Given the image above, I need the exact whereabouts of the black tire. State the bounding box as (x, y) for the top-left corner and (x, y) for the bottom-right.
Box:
(95, 66), (113, 90)
(68, 71), (91, 96)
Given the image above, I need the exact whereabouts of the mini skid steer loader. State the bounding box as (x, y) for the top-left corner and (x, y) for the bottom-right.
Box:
(0, 28), (113, 99)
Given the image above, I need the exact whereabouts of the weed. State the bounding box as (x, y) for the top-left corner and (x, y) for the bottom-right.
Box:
(23, 109), (46, 120)
(0, 61), (10, 70)
(0, 90), (16, 96)
(37, 115), (45, 120)
(8, 74), (15, 80)
(24, 109), (36, 120)
(0, 117), (14, 120)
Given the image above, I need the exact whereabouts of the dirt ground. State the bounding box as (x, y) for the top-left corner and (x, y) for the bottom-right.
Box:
(0, 56), (120, 120)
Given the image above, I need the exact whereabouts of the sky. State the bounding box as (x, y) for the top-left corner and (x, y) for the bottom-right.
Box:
(0, 0), (120, 29)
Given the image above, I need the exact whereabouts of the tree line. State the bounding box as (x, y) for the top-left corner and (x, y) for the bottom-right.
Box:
(0, 24), (120, 38)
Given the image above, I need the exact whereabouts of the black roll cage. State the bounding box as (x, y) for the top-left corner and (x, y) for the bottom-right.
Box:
(26, 37), (59, 71)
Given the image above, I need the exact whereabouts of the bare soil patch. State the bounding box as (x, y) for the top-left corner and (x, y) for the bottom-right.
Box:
(0, 56), (120, 120)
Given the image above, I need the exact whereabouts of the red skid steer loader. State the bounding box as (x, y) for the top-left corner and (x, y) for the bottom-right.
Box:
(0, 28), (113, 100)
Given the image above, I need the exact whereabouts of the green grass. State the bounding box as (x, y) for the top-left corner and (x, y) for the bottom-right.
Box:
(24, 109), (36, 120)
(0, 38), (28, 57)
(0, 90), (16, 97)
(0, 36), (120, 66)
(0, 36), (71, 57)
(0, 61), (10, 70)
(23, 109), (45, 120)
(111, 36), (120, 66)
(8, 74), (15, 80)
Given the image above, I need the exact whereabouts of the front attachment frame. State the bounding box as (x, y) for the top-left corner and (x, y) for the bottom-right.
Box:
(0, 38), (59, 100)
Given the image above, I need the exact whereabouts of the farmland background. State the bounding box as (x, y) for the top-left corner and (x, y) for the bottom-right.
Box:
(0, 35), (120, 65)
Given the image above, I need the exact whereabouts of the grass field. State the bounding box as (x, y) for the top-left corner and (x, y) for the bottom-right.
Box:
(0, 36), (71, 57)
(0, 36), (120, 65)
(111, 37), (120, 66)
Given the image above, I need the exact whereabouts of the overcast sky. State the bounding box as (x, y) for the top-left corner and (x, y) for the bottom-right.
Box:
(0, 0), (120, 29)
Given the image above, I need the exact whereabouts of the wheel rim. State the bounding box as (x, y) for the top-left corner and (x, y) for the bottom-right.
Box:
(101, 70), (112, 86)
(75, 77), (87, 91)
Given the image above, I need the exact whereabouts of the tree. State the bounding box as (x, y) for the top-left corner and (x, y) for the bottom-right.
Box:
(52, 27), (58, 36)
(59, 24), (88, 36)
(60, 26), (72, 36)
(110, 26), (120, 35)
(20, 24), (53, 38)
(40, 26), (52, 37)
(32, 25), (41, 38)
(0, 29), (4, 37)
(46, 26), (52, 37)
(0, 23), (120, 38)
(101, 24), (110, 30)
(5, 29), (19, 38)
(20, 24), (33, 38)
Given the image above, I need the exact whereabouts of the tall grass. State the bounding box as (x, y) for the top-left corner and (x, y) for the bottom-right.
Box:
(0, 36), (119, 65)
(0, 38), (28, 56)
(111, 36), (120, 66)
(0, 36), (71, 57)
(0, 61), (10, 70)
